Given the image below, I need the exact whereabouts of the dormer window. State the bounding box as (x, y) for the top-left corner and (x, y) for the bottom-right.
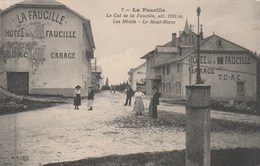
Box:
(217, 40), (222, 47)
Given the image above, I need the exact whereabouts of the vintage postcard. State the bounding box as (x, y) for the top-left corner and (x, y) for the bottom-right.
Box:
(0, 0), (259, 165)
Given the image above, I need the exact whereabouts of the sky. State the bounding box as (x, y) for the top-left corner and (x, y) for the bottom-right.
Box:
(1, 0), (260, 85)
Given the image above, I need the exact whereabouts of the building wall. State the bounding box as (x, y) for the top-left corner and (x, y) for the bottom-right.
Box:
(180, 52), (257, 101)
(131, 63), (146, 91)
(0, 7), (93, 96)
(145, 55), (155, 95)
(159, 63), (184, 99)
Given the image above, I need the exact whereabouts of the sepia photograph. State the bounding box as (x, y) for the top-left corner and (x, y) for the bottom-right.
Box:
(0, 0), (259, 165)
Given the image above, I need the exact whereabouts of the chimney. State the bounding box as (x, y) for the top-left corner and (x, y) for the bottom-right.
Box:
(172, 33), (176, 46)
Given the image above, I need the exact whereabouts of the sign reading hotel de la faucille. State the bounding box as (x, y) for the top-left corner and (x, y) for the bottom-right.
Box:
(3, 9), (78, 60)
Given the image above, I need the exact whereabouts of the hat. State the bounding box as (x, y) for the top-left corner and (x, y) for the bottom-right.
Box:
(75, 85), (81, 89)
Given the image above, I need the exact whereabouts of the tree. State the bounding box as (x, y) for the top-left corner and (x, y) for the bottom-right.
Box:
(105, 77), (109, 86)
(101, 77), (110, 90)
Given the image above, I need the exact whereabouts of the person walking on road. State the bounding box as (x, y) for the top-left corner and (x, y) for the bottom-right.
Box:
(74, 85), (81, 110)
(149, 87), (160, 118)
(88, 87), (95, 110)
(124, 86), (134, 106)
(133, 87), (145, 115)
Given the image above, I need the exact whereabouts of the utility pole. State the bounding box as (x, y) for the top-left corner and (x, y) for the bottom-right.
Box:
(196, 7), (203, 84)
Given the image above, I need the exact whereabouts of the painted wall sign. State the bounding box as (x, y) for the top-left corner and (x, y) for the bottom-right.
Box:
(46, 30), (76, 38)
(50, 52), (76, 59)
(16, 10), (66, 25)
(218, 74), (241, 80)
(5, 30), (76, 38)
(191, 55), (251, 65)
(191, 55), (215, 64)
(189, 66), (215, 74)
(2, 41), (37, 59)
(5, 29), (32, 37)
(3, 51), (29, 58)
(222, 56), (250, 65)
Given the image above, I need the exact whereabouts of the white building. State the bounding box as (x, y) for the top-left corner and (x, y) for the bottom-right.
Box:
(128, 62), (146, 91)
(0, 0), (95, 96)
(142, 21), (258, 101)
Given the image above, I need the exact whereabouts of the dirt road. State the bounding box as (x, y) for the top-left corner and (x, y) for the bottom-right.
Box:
(0, 91), (259, 166)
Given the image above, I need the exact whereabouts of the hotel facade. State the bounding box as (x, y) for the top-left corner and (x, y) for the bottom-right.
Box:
(0, 0), (95, 96)
(142, 21), (258, 101)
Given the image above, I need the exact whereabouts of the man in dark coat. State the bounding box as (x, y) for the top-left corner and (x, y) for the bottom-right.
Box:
(149, 87), (161, 118)
(88, 87), (95, 110)
(124, 86), (134, 106)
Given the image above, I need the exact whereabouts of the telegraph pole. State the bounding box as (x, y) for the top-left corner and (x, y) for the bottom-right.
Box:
(196, 7), (203, 84)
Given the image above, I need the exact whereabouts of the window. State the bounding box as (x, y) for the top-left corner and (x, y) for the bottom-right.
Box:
(162, 83), (165, 94)
(34, 48), (45, 61)
(177, 81), (181, 95)
(237, 81), (245, 96)
(163, 67), (165, 76)
(177, 63), (180, 73)
(166, 66), (170, 75)
(166, 82), (170, 95)
(217, 57), (223, 64)
(35, 24), (44, 38)
(179, 47), (183, 55)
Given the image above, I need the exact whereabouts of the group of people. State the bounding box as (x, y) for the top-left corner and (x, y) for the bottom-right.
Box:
(73, 85), (94, 110)
(124, 86), (160, 118)
(73, 84), (160, 118)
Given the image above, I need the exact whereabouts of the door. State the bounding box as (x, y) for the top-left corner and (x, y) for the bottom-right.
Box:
(7, 72), (29, 95)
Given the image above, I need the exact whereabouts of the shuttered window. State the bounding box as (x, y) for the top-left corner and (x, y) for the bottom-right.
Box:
(34, 48), (45, 61)
(35, 24), (44, 38)
(237, 81), (245, 96)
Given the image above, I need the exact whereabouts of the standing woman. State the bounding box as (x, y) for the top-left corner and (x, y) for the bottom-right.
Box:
(149, 87), (160, 118)
(133, 87), (145, 115)
(74, 85), (81, 110)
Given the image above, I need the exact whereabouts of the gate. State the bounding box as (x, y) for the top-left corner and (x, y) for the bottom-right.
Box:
(7, 72), (29, 95)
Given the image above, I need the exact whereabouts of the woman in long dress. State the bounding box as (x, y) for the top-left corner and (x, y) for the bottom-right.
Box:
(133, 87), (145, 115)
(148, 87), (160, 118)
(74, 85), (81, 110)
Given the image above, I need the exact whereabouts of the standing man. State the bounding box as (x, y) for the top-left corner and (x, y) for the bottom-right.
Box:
(148, 87), (161, 118)
(88, 87), (95, 110)
(124, 86), (134, 106)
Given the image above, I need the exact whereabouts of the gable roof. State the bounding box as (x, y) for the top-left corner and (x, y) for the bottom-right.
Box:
(141, 50), (154, 59)
(17, 0), (64, 6)
(153, 32), (258, 68)
(156, 46), (178, 53)
(200, 34), (249, 53)
(1, 0), (66, 14)
(1, 0), (95, 49)
(128, 62), (146, 75)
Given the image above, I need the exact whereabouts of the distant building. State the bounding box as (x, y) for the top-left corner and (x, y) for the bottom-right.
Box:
(142, 20), (258, 101)
(0, 0), (95, 96)
(128, 62), (146, 92)
(91, 65), (102, 91)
